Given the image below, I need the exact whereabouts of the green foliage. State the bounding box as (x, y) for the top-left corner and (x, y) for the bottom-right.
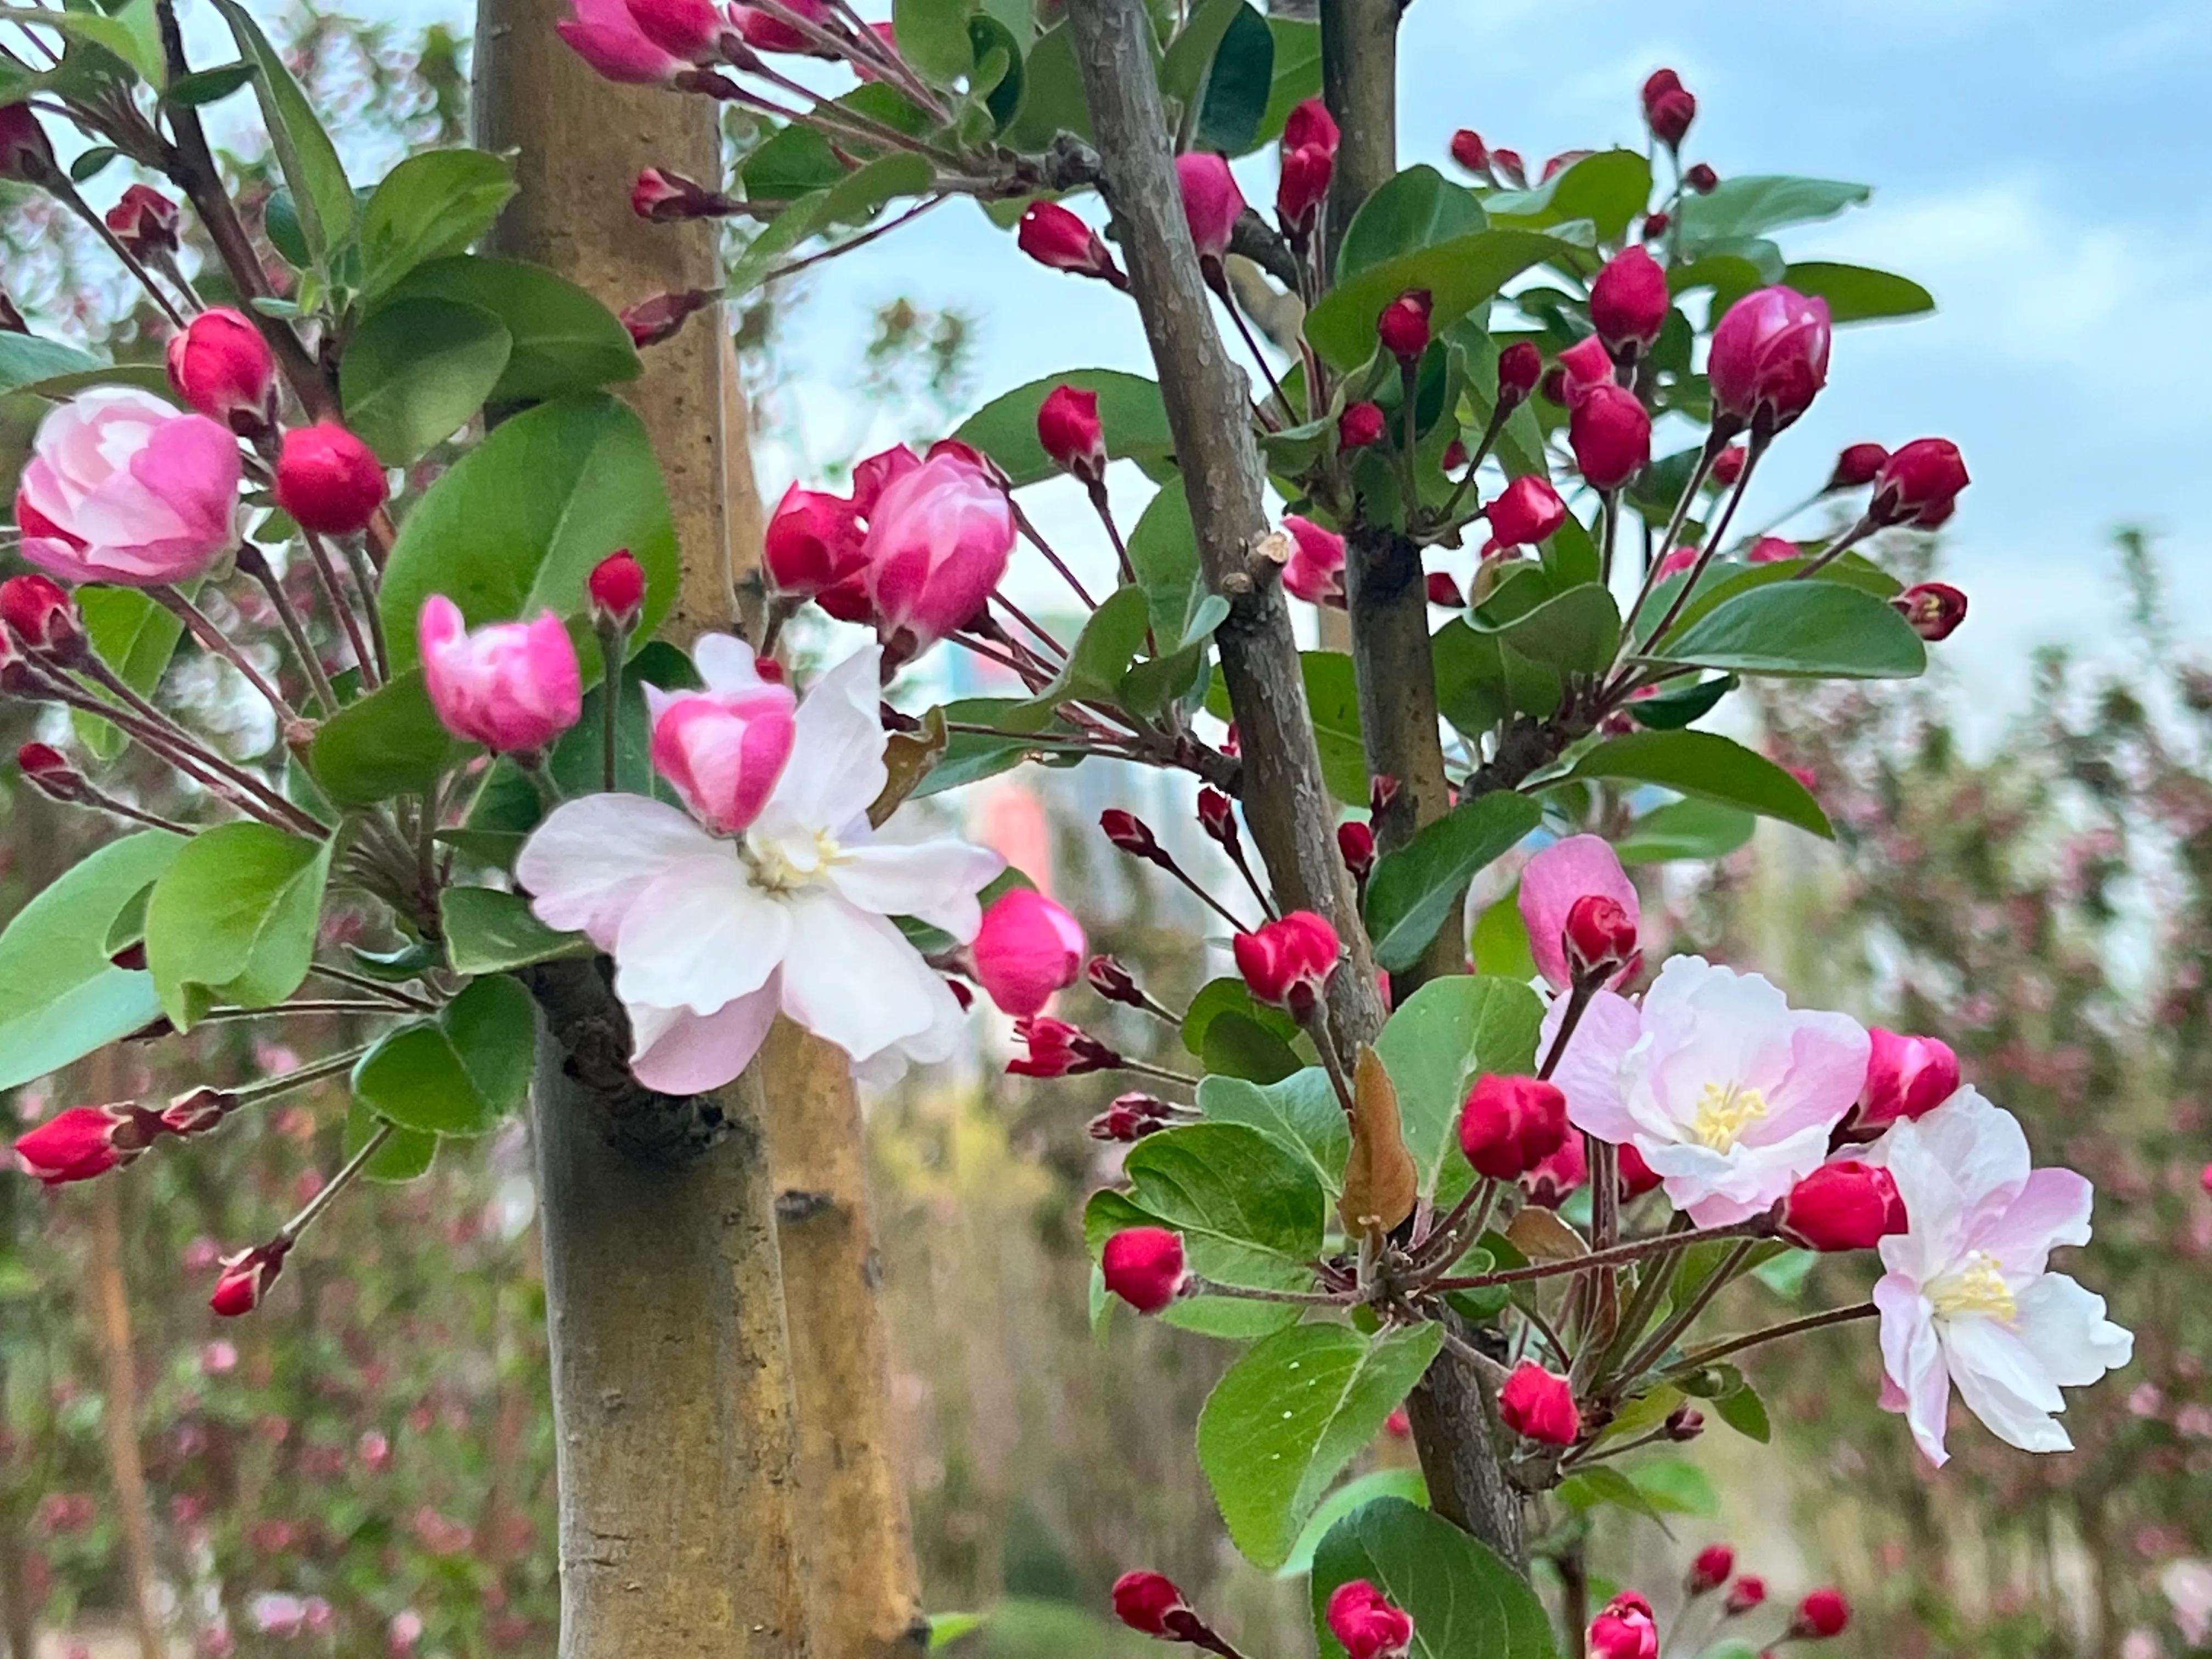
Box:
(1482, 148), (1652, 244)
(1278, 1469), (1428, 1578)
(1310, 1497), (1556, 1657)
(70, 584), (185, 761)
(953, 370), (1174, 487)
(308, 670), (458, 807)
(1206, 652), (1368, 805)
(145, 824), (333, 1030)
(379, 256), (640, 403)
(1197, 1068), (1348, 1197)
(343, 1096), (438, 1182)
(338, 298), (512, 465)
(1647, 583), (1926, 679)
(1363, 792), (1543, 972)
(1306, 229), (1570, 369)
(1336, 166), (1485, 280)
(351, 974), (535, 1137)
(1613, 798), (1756, 864)
(356, 149), (517, 300)
(215, 0), (353, 261)
(1553, 730), (1832, 838)
(1372, 975), (1544, 1196)
(1675, 174), (1872, 252)
(1190, 2), (1273, 154)
(439, 887), (589, 974)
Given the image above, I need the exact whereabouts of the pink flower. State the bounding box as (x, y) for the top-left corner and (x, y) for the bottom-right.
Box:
(1747, 535), (1799, 564)
(1497, 1361), (1579, 1444)
(1517, 834), (1639, 992)
(623, 0), (726, 60)
(274, 421), (387, 535)
(1568, 382), (1650, 489)
(1557, 332), (1613, 396)
(1656, 545), (1699, 577)
(1590, 245), (1668, 357)
(970, 888), (1085, 1017)
(1016, 201), (1124, 286)
(557, 0), (689, 82)
(1459, 1074), (1570, 1180)
(862, 453), (1015, 656)
(1102, 1226), (1187, 1313)
(1232, 910), (1339, 1015)
(1708, 286), (1831, 434)
(764, 483), (867, 602)
(1782, 1160), (1906, 1251)
(1324, 1580), (1414, 1659)
(14, 387), (239, 585)
(1282, 514), (1347, 605)
(1589, 1593), (1658, 1659)
(1895, 582), (1968, 641)
(166, 308), (274, 433)
(1484, 476), (1566, 548)
(1847, 1027), (1960, 1138)
(644, 636), (798, 834)
(1175, 151), (1244, 262)
(418, 595), (583, 756)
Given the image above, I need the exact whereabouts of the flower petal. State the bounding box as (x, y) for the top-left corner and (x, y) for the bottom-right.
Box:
(1875, 1273), (1952, 1466)
(517, 792), (723, 950)
(629, 986), (779, 1094)
(1941, 1315), (2073, 1454)
(1975, 1166), (2094, 1278)
(613, 856), (791, 1014)
(1517, 834), (1638, 991)
(2011, 1272), (2133, 1390)
(766, 645), (887, 834)
(776, 890), (941, 1063)
(1544, 988), (1641, 1143)
(828, 835), (1005, 938)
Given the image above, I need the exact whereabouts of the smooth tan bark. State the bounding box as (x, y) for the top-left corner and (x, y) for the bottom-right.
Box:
(473, 8), (810, 1652)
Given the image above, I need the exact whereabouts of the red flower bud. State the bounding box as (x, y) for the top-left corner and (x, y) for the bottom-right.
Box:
(1457, 1074), (1569, 1180)
(1017, 201), (1125, 287)
(1589, 1594), (1658, 1659)
(1037, 384), (1107, 486)
(1086, 953), (1145, 1008)
(1449, 128), (1488, 174)
(1688, 1544), (1736, 1596)
(1641, 68), (1696, 147)
(1641, 211), (1669, 241)
(1589, 245), (1668, 358)
(1008, 1015), (1119, 1079)
(765, 482), (871, 602)
(16, 740), (83, 804)
(1101, 1226), (1188, 1313)
(1788, 1588), (1850, 1640)
(587, 549), (646, 628)
(209, 1241), (290, 1318)
(1569, 382), (1650, 489)
(1708, 286), (1830, 436)
(1111, 1570), (1193, 1637)
(13, 1103), (161, 1184)
(1519, 1134), (1585, 1208)
(1709, 444), (1747, 488)
(1425, 571), (1464, 608)
(0, 103), (53, 184)
(1324, 1579), (1414, 1659)
(1725, 1576), (1767, 1616)
(274, 422), (387, 535)
(1869, 438), (1970, 527)
(1497, 1359), (1579, 1445)
(1088, 1093), (1172, 1143)
(1232, 911), (1340, 1015)
(1336, 820), (1375, 879)
(1747, 535), (1799, 565)
(105, 184), (179, 257)
(1497, 341), (1542, 407)
(1781, 1161), (1906, 1251)
(971, 888), (1085, 1017)
(1483, 476), (1567, 549)
(1564, 894), (1637, 986)
(1684, 162), (1718, 194)
(1195, 785), (1237, 845)
(1278, 143), (1333, 232)
(1282, 514), (1347, 607)
(166, 307), (276, 436)
(1827, 442), (1889, 489)
(1617, 1141), (1661, 1199)
(630, 166), (735, 221)
(1338, 401), (1386, 449)
(1100, 808), (1165, 864)
(1849, 1028), (1960, 1137)
(1, 572), (80, 654)
(1894, 581), (1967, 642)
(1378, 288), (1433, 365)
(1558, 332), (1613, 397)
(1282, 97), (1339, 158)
(1489, 147), (1526, 187)
(1176, 151), (1245, 264)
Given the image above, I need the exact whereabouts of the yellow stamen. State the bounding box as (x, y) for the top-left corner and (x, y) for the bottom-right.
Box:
(1928, 1251), (2017, 1323)
(747, 830), (840, 892)
(1690, 1080), (1769, 1152)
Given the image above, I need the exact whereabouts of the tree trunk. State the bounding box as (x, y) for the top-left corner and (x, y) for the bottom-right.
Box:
(473, 10), (810, 1651)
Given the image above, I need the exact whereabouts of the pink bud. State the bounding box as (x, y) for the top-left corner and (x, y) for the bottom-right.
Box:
(1747, 535), (1799, 564)
(1641, 211), (1669, 241)
(621, 287), (717, 348)
(970, 888), (1085, 1017)
(1517, 833), (1639, 992)
(1175, 151), (1245, 263)
(1425, 571), (1463, 607)
(1458, 1074), (1568, 1180)
(863, 452), (1015, 655)
(1110, 1570), (1193, 1637)
(13, 1104), (150, 1184)
(1849, 1028), (1960, 1135)
(1894, 580), (1967, 641)
(1232, 910), (1340, 1015)
(1568, 382), (1651, 489)
(0, 103), (53, 183)
(1282, 514), (1347, 606)
(1688, 1544), (1735, 1596)
(1589, 1593), (1658, 1659)
(1490, 147), (1526, 187)
(1641, 67), (1695, 148)
(275, 421), (387, 535)
(1337, 820), (1375, 879)
(1684, 162), (1718, 193)
(1518, 1133), (1586, 1208)
(1869, 438), (1969, 527)
(1325, 1580), (1414, 1659)
(730, 0), (834, 54)
(1497, 1359), (1579, 1445)
(1338, 401), (1386, 449)
(1558, 332), (1613, 396)
(1037, 385), (1107, 486)
(1565, 895), (1638, 986)
(764, 483), (867, 603)
(645, 650), (798, 835)
(1101, 1227), (1188, 1313)
(1483, 476), (1566, 549)
(1589, 246), (1668, 357)
(1282, 97), (1339, 158)
(1100, 808), (1163, 862)
(556, 0), (689, 83)
(622, 0), (726, 60)
(1541, 149), (1589, 183)
(417, 595), (584, 757)
(1789, 1589), (1850, 1640)
(1378, 288), (1432, 364)
(16, 741), (78, 804)
(1, 573), (78, 653)
(587, 549), (646, 628)
(1088, 1093), (1172, 1142)
(210, 1242), (290, 1318)
(1781, 1161), (1906, 1251)
(15, 388), (240, 588)
(166, 309), (276, 435)
(1827, 442), (1889, 489)
(106, 185), (179, 256)
(1449, 128), (1488, 173)
(1278, 143), (1333, 230)
(1723, 1576), (1766, 1616)
(1496, 340), (1542, 407)
(631, 166), (732, 221)
(1017, 201), (1125, 286)
(1708, 286), (1831, 435)
(1009, 1015), (1118, 1078)
(1617, 1144), (1657, 1200)
(1709, 444), (1747, 488)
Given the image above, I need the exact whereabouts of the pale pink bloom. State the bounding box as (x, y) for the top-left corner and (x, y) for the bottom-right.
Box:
(556, 0), (687, 81)
(418, 595), (583, 755)
(1542, 956), (1869, 1225)
(862, 453), (1014, 654)
(644, 635), (797, 834)
(970, 887), (1084, 1017)
(517, 643), (1003, 1091)
(14, 387), (239, 585)
(1871, 1089), (2131, 1465)
(1518, 834), (1638, 992)
(2164, 1560), (2212, 1647)
(248, 1594), (310, 1638)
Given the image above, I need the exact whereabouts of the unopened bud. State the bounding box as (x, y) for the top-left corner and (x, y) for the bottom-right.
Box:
(1338, 400), (1386, 449)
(1688, 1544), (1735, 1596)
(1826, 442), (1889, 489)
(16, 741), (83, 803)
(1684, 162), (1718, 193)
(1085, 953), (1145, 1008)
(0, 572), (81, 656)
(1099, 808), (1165, 865)
(620, 287), (718, 348)
(210, 1241), (291, 1318)
(1195, 785), (1237, 847)
(1101, 1226), (1188, 1313)
(106, 184), (180, 257)
(1018, 200), (1126, 288)
(1377, 288), (1432, 365)
(1037, 384), (1107, 487)
(1336, 820), (1375, 879)
(1565, 893), (1638, 986)
(1893, 581), (1967, 642)
(1664, 1403), (1705, 1441)
(1088, 1093), (1173, 1143)
(1426, 571), (1464, 608)
(588, 549), (647, 629)
(1497, 340), (1542, 409)
(630, 166), (739, 221)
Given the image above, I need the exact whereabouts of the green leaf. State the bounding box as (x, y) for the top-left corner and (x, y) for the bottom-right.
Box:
(1614, 798), (1754, 864)
(1677, 174), (1871, 250)
(1310, 1497), (1557, 1658)
(912, 696), (1088, 797)
(214, 0), (353, 259)
(1017, 584), (1150, 715)
(925, 1611), (990, 1651)
(379, 256), (640, 403)
(343, 1097), (437, 1182)
(1781, 259), (1933, 323)
(1628, 673), (1735, 731)
(0, 332), (100, 396)
(1198, 1068), (1348, 1199)
(68, 145), (120, 183)
(742, 123), (846, 201)
(1124, 475), (1218, 646)
(1200, 1325), (1445, 1570)
(953, 369), (1173, 488)
(1647, 583), (1926, 680)
(1363, 792), (1542, 972)
(1474, 581), (1619, 678)
(894, 0), (977, 87)
(440, 886), (589, 974)
(1254, 18), (1321, 145)
(1203, 652), (1368, 805)
(1181, 975), (1300, 1055)
(1192, 2), (1273, 155)
(164, 59), (257, 106)
(0, 3), (163, 85)
(1482, 148), (1652, 244)
(0, 832), (180, 1090)
(71, 584), (185, 761)
(967, 14), (1024, 129)
(1200, 1010), (1304, 1085)
(1373, 975), (1544, 1195)
(308, 670), (458, 806)
(379, 394), (676, 673)
(1632, 1457), (1718, 1517)
(1558, 1464), (1667, 1526)
(1158, 0), (1243, 109)
(1306, 229), (1569, 370)
(145, 824), (332, 1030)
(821, 150), (936, 224)
(350, 974), (535, 1137)
(999, 19), (1091, 148)
(1713, 1383), (1771, 1442)
(338, 298), (511, 465)
(1650, 553), (1899, 642)
(1469, 886), (1535, 981)
(1337, 165), (1485, 280)
(356, 149), (516, 300)
(1279, 1469), (1427, 1579)
(1553, 731), (1831, 838)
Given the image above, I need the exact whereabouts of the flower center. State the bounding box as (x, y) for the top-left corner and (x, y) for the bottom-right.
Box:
(1927, 1251), (2017, 1324)
(1690, 1080), (1769, 1152)
(746, 830), (840, 892)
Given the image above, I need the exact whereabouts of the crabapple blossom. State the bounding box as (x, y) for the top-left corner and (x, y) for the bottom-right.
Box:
(1845, 1026), (1960, 1138)
(862, 451), (1015, 656)
(14, 387), (239, 585)
(1282, 514), (1347, 605)
(1483, 476), (1567, 549)
(418, 597), (584, 757)
(1233, 911), (1340, 1014)
(1517, 833), (1640, 992)
(1111, 1570), (1192, 1636)
(1017, 201), (1124, 286)
(969, 888), (1085, 1017)
(1324, 1581), (1414, 1659)
(1589, 245), (1668, 356)
(1568, 382), (1651, 489)
(1338, 402), (1386, 448)
(1458, 1074), (1570, 1180)
(1781, 1160), (1906, 1251)
(166, 308), (274, 433)
(275, 421), (387, 535)
(1707, 286), (1831, 435)
(557, 0), (688, 81)
(1174, 151), (1243, 262)
(1497, 1360), (1579, 1444)
(1688, 1543), (1735, 1595)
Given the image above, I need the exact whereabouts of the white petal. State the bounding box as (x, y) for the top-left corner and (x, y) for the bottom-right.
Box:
(828, 836), (1005, 937)
(612, 857), (792, 1014)
(851, 972), (970, 1088)
(777, 890), (941, 1062)
(2012, 1272), (2133, 1389)
(517, 793), (724, 950)
(1545, 989), (1642, 1144)
(629, 987), (778, 1094)
(1911, 1088), (2032, 1227)
(692, 633), (769, 694)
(1875, 1274), (1953, 1466)
(1942, 1316), (2073, 1453)
(1876, 1115), (1974, 1286)
(1976, 1167), (2095, 1277)
(768, 646), (887, 834)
